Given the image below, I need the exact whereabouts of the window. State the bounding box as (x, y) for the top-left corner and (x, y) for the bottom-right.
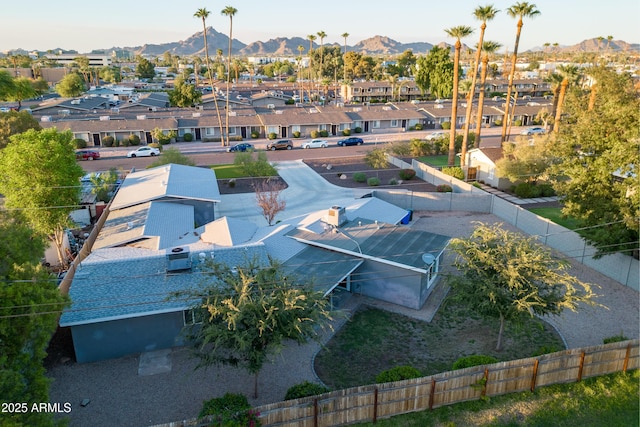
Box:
(205, 127), (215, 136)
(183, 309), (203, 326)
(373, 120), (380, 129)
(292, 125), (301, 133)
(228, 127), (236, 136)
(267, 126), (278, 134)
(319, 124), (327, 131)
(390, 120), (398, 127)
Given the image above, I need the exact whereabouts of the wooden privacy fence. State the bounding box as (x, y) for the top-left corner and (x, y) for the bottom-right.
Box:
(253, 339), (638, 427)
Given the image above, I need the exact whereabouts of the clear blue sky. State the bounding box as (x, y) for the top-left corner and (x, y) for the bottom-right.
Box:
(2, 0), (638, 53)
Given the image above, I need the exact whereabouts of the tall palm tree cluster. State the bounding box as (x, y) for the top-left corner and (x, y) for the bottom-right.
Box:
(444, 2), (540, 169)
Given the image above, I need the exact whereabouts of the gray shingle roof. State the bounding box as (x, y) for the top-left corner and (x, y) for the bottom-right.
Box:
(110, 163), (220, 211)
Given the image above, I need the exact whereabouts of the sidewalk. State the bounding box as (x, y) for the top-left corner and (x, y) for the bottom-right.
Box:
(479, 183), (560, 206)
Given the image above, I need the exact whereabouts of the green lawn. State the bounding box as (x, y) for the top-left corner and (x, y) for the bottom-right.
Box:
(418, 155), (460, 167)
(357, 370), (639, 426)
(210, 164), (247, 179)
(529, 207), (583, 230)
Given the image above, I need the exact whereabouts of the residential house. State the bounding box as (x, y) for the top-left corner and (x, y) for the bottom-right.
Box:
(466, 147), (512, 189)
(60, 164), (449, 363)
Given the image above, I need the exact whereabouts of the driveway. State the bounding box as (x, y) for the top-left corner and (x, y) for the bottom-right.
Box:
(216, 160), (370, 225)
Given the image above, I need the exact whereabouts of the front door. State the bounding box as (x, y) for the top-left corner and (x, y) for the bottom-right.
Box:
(281, 127), (287, 138)
(195, 128), (201, 140)
(92, 133), (101, 146)
(364, 121), (369, 132)
(145, 132), (152, 144)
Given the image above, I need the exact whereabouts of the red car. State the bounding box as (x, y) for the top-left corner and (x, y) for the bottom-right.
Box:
(76, 150), (100, 161)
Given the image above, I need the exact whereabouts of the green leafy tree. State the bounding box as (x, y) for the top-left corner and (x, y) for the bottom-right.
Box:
(0, 128), (84, 267)
(0, 70), (16, 100)
(0, 110), (42, 149)
(148, 147), (196, 168)
(549, 67), (640, 258)
(0, 210), (68, 427)
(175, 257), (333, 398)
(168, 75), (202, 107)
(55, 73), (86, 97)
(414, 46), (454, 99)
(496, 137), (555, 184)
(136, 57), (156, 79)
(364, 148), (389, 178)
(447, 222), (596, 351)
(4, 77), (36, 111)
(89, 168), (120, 203)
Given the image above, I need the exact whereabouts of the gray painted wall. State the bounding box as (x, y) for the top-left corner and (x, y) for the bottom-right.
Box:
(71, 311), (186, 363)
(354, 261), (425, 310)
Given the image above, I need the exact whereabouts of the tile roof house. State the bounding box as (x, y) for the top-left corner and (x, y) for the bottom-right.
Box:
(60, 164), (450, 363)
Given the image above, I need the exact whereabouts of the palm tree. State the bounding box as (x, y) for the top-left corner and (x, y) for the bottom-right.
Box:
(194, 8), (225, 146)
(341, 32), (349, 81)
(501, 2), (541, 143)
(444, 25), (474, 167)
(552, 65), (579, 133)
(606, 35), (614, 55)
(460, 4), (499, 168)
(473, 41), (502, 147)
(297, 45), (305, 102)
(317, 31), (327, 79)
(307, 34), (316, 100)
(221, 6), (238, 146)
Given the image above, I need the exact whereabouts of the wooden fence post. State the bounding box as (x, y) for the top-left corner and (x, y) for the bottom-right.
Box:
(429, 378), (436, 410)
(313, 398), (318, 427)
(373, 387), (378, 423)
(623, 343), (631, 372)
(481, 368), (489, 397)
(577, 352), (586, 382)
(530, 359), (539, 392)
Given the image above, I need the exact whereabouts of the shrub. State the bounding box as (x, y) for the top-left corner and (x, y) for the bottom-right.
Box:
(353, 172), (367, 183)
(128, 134), (141, 146)
(399, 169), (416, 180)
(513, 119), (522, 127)
(389, 178), (398, 185)
(532, 345), (562, 356)
(414, 123), (423, 130)
(441, 167), (464, 180)
(452, 355), (499, 370)
(183, 132), (193, 142)
(198, 393), (260, 426)
(101, 136), (114, 147)
(367, 177), (380, 186)
(74, 138), (87, 149)
(121, 138), (130, 147)
(268, 132), (277, 140)
(389, 141), (411, 156)
(603, 334), (629, 344)
(285, 381), (330, 400)
(250, 131), (260, 139)
(409, 139), (428, 157)
(441, 121), (451, 130)
(472, 182), (482, 188)
(342, 128), (351, 136)
(494, 119), (502, 126)
(149, 142), (163, 152)
(514, 182), (541, 198)
(319, 130), (329, 137)
(310, 130), (320, 138)
(292, 131), (301, 138)
(114, 139), (121, 147)
(376, 365), (422, 383)
(437, 184), (452, 193)
(354, 126), (362, 133)
(538, 183), (556, 197)
(228, 178), (236, 188)
(285, 98), (295, 104)
(234, 151), (277, 177)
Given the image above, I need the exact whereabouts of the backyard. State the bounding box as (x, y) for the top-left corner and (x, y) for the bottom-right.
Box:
(314, 296), (564, 390)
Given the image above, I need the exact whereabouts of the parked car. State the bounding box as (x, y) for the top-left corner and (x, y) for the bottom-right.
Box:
(75, 150), (100, 161)
(226, 143), (254, 152)
(520, 127), (546, 136)
(302, 139), (328, 149)
(266, 139), (293, 150)
(426, 131), (447, 141)
(127, 146), (160, 157)
(337, 137), (364, 147)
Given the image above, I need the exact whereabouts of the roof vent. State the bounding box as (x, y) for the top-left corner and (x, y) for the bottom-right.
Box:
(167, 247), (191, 272)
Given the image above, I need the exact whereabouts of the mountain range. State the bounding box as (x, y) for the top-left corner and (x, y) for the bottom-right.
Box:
(111, 28), (638, 56)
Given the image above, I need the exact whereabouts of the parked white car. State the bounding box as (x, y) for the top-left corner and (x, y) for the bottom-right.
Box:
(302, 139), (328, 149)
(127, 146), (160, 157)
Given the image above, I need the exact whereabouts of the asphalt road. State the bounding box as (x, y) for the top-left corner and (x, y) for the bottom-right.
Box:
(78, 127), (510, 173)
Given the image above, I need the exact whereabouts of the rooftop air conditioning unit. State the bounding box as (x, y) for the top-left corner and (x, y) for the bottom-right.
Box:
(136, 115), (146, 120)
(192, 112), (201, 117)
(275, 110), (283, 114)
(326, 206), (347, 227)
(267, 104), (275, 109)
(41, 116), (51, 122)
(167, 247), (191, 272)
(229, 111), (237, 116)
(99, 116), (110, 121)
